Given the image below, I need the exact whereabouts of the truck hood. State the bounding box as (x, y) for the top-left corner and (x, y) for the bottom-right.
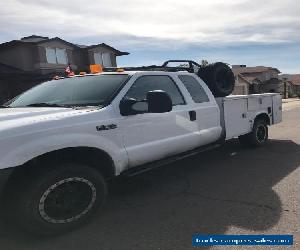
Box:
(0, 107), (75, 122)
(0, 107), (101, 138)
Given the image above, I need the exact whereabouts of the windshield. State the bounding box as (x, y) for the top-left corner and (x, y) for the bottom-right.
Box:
(8, 74), (129, 108)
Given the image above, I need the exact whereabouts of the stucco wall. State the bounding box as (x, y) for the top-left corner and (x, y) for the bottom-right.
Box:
(0, 44), (35, 71)
(232, 75), (249, 95)
(0, 80), (10, 103)
(73, 49), (89, 72)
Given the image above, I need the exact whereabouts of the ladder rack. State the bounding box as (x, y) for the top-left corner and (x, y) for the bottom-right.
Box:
(104, 60), (202, 73)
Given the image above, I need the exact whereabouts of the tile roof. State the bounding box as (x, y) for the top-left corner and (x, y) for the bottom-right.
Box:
(232, 66), (280, 75)
(280, 74), (300, 85)
(237, 74), (262, 85)
(20, 35), (49, 42)
(291, 74), (300, 85)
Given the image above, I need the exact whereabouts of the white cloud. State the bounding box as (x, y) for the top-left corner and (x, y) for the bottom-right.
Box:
(0, 0), (300, 47)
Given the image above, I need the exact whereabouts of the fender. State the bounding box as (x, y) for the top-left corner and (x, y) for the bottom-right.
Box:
(251, 111), (271, 129)
(0, 133), (129, 175)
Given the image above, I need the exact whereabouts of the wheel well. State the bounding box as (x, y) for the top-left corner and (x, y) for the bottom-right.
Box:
(15, 147), (116, 180)
(255, 113), (270, 125)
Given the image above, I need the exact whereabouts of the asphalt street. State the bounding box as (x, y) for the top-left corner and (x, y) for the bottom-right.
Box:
(0, 101), (299, 250)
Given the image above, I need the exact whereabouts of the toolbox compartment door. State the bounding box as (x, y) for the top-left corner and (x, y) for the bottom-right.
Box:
(223, 98), (252, 139)
(272, 94), (282, 124)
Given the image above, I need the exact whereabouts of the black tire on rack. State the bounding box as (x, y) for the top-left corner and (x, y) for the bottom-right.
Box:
(197, 62), (235, 97)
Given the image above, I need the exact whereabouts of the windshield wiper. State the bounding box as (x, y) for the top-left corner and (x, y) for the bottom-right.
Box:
(25, 103), (69, 108)
(0, 105), (9, 108)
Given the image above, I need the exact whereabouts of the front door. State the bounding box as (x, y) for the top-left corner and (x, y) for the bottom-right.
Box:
(119, 74), (202, 168)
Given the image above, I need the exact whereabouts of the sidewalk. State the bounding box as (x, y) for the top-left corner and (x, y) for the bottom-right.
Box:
(282, 97), (300, 103)
(282, 98), (300, 111)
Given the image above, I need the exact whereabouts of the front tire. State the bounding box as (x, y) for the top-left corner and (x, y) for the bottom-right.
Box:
(4, 163), (107, 235)
(238, 119), (268, 147)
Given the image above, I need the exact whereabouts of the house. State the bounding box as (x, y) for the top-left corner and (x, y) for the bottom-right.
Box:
(232, 73), (251, 95)
(291, 75), (300, 96)
(280, 74), (300, 97)
(231, 65), (281, 95)
(0, 35), (129, 103)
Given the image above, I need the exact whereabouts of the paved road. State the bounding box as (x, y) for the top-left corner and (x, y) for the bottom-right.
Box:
(0, 103), (299, 250)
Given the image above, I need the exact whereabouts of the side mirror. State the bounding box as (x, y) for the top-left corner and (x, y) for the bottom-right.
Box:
(119, 90), (172, 116)
(147, 90), (172, 113)
(119, 98), (139, 116)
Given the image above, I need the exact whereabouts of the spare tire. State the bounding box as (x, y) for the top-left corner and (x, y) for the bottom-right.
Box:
(197, 62), (235, 97)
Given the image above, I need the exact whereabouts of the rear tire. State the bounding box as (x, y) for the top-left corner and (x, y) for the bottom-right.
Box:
(4, 163), (107, 235)
(238, 119), (268, 147)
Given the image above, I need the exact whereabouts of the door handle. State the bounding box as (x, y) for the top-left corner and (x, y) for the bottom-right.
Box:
(189, 110), (196, 121)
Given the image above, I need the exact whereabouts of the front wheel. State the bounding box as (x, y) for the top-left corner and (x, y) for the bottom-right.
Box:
(238, 119), (268, 147)
(4, 163), (107, 235)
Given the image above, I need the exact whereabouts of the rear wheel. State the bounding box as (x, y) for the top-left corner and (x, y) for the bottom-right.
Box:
(4, 163), (107, 235)
(238, 119), (268, 147)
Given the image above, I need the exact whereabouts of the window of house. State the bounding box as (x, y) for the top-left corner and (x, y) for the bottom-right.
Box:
(178, 75), (209, 103)
(45, 48), (57, 64)
(46, 48), (68, 64)
(56, 48), (68, 64)
(102, 53), (112, 67)
(94, 52), (103, 65)
(125, 75), (185, 111)
(93, 52), (112, 67)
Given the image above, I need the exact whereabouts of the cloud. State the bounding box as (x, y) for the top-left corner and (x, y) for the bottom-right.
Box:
(1, 0), (300, 46)
(0, 0), (299, 73)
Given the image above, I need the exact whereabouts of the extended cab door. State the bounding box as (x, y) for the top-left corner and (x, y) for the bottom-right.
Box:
(177, 74), (222, 145)
(117, 73), (203, 168)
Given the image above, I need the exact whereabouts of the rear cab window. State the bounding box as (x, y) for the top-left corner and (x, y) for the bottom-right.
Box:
(178, 75), (210, 103)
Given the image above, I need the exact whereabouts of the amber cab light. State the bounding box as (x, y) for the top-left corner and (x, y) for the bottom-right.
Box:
(90, 64), (103, 74)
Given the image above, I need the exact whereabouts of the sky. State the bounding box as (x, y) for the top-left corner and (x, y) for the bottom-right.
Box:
(0, 0), (299, 73)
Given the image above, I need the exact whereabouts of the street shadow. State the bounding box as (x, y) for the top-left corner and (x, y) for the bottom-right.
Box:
(0, 139), (299, 250)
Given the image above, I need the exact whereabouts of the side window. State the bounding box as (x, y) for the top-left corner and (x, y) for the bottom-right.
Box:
(178, 75), (210, 103)
(125, 75), (185, 106)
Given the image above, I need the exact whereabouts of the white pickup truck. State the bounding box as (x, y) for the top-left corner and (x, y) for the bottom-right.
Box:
(0, 67), (282, 235)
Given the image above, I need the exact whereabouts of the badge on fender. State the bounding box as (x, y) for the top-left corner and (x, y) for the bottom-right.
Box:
(96, 124), (117, 131)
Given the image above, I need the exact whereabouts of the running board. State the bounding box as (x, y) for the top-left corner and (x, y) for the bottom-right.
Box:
(121, 143), (221, 177)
